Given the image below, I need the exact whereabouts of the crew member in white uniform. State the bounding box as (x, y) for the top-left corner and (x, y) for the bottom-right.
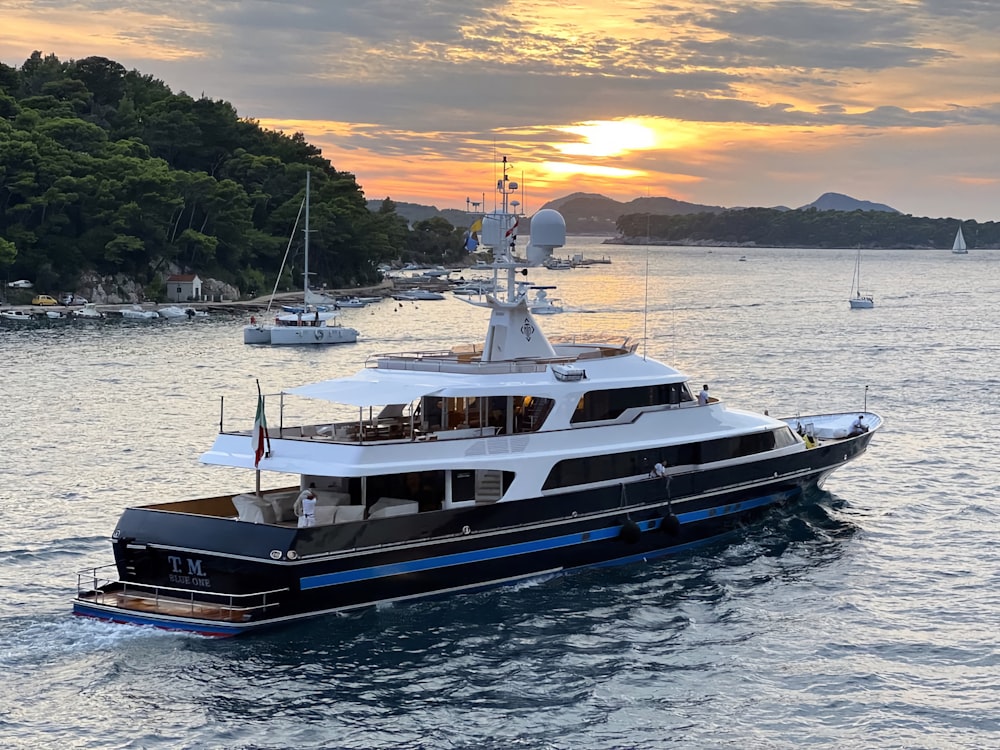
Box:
(295, 487), (317, 527)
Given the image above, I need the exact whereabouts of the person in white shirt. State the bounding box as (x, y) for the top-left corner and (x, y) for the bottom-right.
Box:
(698, 385), (710, 405)
(850, 414), (867, 435)
(295, 486), (317, 527)
(650, 461), (669, 478)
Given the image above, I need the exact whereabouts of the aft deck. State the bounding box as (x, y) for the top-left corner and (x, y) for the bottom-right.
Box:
(75, 565), (288, 624)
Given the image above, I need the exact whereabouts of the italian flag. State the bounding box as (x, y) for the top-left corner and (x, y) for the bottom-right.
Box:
(252, 392), (268, 466)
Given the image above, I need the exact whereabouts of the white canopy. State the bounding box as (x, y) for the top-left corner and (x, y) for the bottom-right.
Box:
(284, 369), (562, 407)
(285, 378), (441, 406)
(285, 371), (459, 407)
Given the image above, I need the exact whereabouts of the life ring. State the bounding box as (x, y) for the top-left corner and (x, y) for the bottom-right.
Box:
(314, 329), (324, 341)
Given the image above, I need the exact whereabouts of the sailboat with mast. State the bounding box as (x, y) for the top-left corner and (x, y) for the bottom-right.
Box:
(849, 247), (874, 309)
(951, 225), (968, 254)
(243, 172), (359, 345)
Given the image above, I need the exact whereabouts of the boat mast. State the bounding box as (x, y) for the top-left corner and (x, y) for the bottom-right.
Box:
(497, 155), (519, 299)
(303, 170), (311, 299)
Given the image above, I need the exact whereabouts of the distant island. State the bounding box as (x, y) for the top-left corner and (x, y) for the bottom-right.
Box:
(2, 49), (994, 308)
(370, 191), (999, 249)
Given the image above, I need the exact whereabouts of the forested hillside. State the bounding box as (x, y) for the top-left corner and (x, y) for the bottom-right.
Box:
(616, 207), (1000, 249)
(0, 52), (468, 298)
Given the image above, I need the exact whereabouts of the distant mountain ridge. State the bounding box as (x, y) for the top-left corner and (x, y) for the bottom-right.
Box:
(369, 191), (900, 234)
(799, 192), (898, 213)
(537, 193), (726, 233)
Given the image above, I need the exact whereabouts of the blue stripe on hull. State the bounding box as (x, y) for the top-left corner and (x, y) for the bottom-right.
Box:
(72, 603), (245, 637)
(300, 491), (785, 591)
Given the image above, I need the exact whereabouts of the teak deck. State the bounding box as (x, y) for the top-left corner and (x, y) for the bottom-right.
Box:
(77, 590), (253, 622)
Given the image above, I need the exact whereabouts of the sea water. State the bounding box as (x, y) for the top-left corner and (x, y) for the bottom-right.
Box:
(1, 239), (997, 749)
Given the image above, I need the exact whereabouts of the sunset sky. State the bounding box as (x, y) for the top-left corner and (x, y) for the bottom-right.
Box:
(3, 0), (999, 221)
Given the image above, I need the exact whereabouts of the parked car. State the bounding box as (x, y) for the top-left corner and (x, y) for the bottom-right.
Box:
(7, 280), (33, 289)
(31, 294), (59, 306)
(59, 293), (88, 305)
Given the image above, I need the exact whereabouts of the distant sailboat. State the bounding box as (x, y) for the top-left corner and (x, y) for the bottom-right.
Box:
(849, 247), (874, 309)
(952, 225), (968, 254)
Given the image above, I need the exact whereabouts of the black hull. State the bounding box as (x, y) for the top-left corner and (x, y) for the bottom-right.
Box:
(74, 433), (873, 634)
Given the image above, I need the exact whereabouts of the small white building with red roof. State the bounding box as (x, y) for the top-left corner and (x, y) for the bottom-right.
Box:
(166, 274), (202, 302)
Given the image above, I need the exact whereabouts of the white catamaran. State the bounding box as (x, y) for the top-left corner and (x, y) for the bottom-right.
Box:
(243, 171), (359, 346)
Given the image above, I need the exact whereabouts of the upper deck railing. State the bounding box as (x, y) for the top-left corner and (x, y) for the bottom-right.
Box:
(365, 336), (635, 373)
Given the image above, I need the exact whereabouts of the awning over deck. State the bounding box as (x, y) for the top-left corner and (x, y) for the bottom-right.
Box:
(284, 371), (459, 407)
(284, 369), (564, 407)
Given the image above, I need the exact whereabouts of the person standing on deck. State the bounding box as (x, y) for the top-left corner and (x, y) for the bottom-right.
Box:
(698, 385), (710, 405)
(295, 486), (317, 527)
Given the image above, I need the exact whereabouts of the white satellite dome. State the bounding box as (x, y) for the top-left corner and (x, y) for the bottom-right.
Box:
(526, 209), (566, 265)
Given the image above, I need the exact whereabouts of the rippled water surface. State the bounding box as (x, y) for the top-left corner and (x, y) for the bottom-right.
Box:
(1, 240), (998, 749)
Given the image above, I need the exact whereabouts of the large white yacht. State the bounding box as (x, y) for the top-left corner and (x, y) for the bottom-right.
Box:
(74, 157), (882, 636)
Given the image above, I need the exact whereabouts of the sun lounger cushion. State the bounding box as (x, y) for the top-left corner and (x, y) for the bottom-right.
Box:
(334, 505), (365, 523)
(369, 497), (419, 519)
(267, 491), (299, 522)
(232, 494), (276, 524)
(313, 506), (338, 525)
(314, 490), (350, 507)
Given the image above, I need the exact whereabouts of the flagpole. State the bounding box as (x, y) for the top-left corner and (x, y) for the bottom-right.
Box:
(255, 378), (266, 497)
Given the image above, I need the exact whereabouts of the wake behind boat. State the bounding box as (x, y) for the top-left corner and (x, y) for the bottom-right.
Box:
(74, 156), (883, 636)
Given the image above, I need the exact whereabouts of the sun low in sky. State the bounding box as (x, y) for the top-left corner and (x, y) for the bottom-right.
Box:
(2, 0), (998, 220)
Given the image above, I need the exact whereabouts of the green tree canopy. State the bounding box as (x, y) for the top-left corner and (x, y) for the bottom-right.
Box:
(0, 51), (457, 296)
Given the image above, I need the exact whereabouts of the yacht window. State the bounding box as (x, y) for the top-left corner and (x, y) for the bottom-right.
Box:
(571, 384), (689, 424)
(365, 470), (445, 512)
(773, 427), (799, 448)
(451, 469), (514, 503)
(543, 430), (783, 489)
(421, 395), (551, 434)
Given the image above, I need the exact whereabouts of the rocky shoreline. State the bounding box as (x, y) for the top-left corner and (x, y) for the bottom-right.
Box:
(1, 280), (396, 317)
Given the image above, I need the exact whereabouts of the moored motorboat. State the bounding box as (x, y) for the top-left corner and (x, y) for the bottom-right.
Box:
(120, 304), (159, 320)
(74, 156), (883, 636)
(391, 289), (446, 301)
(518, 284), (564, 315)
(157, 305), (189, 319)
(72, 303), (105, 319)
(333, 297), (367, 308)
(0, 309), (35, 323)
